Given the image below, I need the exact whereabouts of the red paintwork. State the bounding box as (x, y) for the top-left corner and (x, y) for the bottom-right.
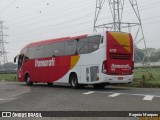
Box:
(18, 35), (87, 82)
(106, 32), (133, 75)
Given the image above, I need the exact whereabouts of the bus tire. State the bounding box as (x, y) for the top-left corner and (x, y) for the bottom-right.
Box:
(47, 82), (54, 86)
(93, 84), (105, 89)
(69, 74), (79, 89)
(25, 75), (33, 86)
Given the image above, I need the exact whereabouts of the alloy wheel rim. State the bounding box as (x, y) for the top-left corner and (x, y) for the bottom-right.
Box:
(71, 77), (76, 86)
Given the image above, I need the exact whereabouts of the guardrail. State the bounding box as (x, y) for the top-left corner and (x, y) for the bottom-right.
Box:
(135, 62), (160, 68)
(0, 70), (17, 74)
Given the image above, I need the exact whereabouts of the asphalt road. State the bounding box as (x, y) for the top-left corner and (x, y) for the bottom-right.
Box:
(0, 82), (160, 120)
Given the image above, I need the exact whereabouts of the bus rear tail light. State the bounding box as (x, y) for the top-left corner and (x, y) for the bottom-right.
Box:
(102, 60), (107, 74)
(132, 61), (134, 73)
(132, 61), (134, 70)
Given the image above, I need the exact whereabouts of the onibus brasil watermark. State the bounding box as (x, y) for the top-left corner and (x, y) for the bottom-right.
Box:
(2, 112), (42, 118)
(1, 111), (160, 117)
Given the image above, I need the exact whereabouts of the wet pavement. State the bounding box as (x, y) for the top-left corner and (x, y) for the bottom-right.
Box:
(0, 81), (30, 104)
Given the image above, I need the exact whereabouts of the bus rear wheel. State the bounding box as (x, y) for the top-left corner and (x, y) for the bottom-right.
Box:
(69, 74), (79, 89)
(93, 84), (105, 89)
(25, 75), (33, 86)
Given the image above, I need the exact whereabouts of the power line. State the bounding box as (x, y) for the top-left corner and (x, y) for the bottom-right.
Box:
(4, 0), (64, 21)
(0, 0), (18, 14)
(18, 26), (93, 43)
(112, 1), (160, 22)
(2, 1), (160, 40)
(7, 5), (92, 30)
(8, 14), (160, 42)
(9, 13), (93, 38)
(4, 0), (160, 63)
(94, 0), (155, 77)
(1, 0), (47, 17)
(8, 3), (160, 38)
(9, 5), (160, 37)
(5, 0), (94, 21)
(7, 0), (159, 29)
(1, 0), (159, 24)
(7, 1), (95, 26)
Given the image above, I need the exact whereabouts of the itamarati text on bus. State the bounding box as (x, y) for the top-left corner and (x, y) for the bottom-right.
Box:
(14, 31), (134, 89)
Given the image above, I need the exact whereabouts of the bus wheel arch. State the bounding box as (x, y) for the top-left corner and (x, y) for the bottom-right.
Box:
(25, 73), (33, 86)
(69, 72), (79, 89)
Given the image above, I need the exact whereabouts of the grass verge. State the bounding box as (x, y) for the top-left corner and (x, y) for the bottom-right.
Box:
(117, 67), (160, 88)
(0, 73), (17, 82)
(0, 67), (160, 88)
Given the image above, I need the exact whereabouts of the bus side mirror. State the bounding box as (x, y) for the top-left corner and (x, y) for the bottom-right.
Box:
(14, 56), (17, 63)
(14, 55), (19, 63)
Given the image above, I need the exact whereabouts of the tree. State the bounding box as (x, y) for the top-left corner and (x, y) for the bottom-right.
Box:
(150, 50), (160, 62)
(134, 48), (146, 62)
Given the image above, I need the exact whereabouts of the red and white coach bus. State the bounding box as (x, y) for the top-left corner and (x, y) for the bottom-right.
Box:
(14, 31), (134, 88)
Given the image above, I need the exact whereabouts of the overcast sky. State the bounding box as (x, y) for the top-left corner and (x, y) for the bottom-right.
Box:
(0, 0), (160, 62)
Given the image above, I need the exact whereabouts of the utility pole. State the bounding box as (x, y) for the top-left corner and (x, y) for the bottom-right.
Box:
(0, 20), (8, 71)
(93, 0), (152, 77)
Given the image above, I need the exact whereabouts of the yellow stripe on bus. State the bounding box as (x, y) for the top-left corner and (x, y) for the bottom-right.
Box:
(70, 55), (80, 69)
(109, 32), (131, 52)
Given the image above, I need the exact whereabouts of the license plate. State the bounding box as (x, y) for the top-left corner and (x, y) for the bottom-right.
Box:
(118, 77), (123, 80)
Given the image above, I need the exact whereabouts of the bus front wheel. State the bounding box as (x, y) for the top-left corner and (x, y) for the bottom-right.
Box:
(69, 74), (79, 89)
(25, 75), (33, 86)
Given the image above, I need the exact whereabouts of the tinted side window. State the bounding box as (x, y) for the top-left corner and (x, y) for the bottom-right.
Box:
(26, 47), (35, 59)
(88, 35), (101, 53)
(43, 44), (54, 58)
(34, 46), (43, 58)
(64, 40), (77, 55)
(77, 38), (88, 54)
(53, 42), (65, 56)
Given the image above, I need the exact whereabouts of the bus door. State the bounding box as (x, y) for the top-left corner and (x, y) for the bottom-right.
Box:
(14, 54), (25, 81)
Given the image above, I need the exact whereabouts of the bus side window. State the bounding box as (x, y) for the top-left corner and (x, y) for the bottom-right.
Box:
(26, 47), (35, 59)
(42, 42), (65, 58)
(43, 44), (54, 58)
(34, 46), (43, 58)
(88, 35), (101, 53)
(77, 35), (101, 54)
(77, 38), (88, 54)
(64, 40), (77, 55)
(53, 42), (65, 56)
